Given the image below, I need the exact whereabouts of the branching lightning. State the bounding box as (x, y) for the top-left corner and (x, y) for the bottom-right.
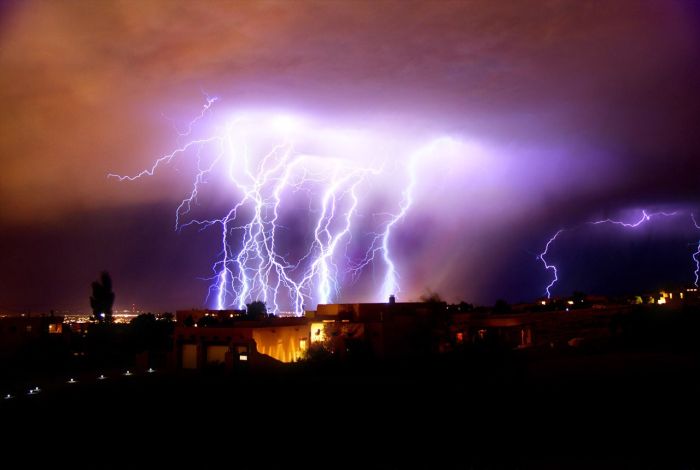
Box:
(538, 210), (691, 298)
(538, 229), (565, 299)
(692, 213), (700, 287)
(108, 99), (432, 314)
(589, 210), (679, 228)
(348, 138), (454, 300)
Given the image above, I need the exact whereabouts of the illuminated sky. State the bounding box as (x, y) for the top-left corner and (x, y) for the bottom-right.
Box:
(1, 0), (699, 312)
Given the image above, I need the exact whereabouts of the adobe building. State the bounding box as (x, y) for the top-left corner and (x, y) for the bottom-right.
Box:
(173, 310), (309, 371)
(310, 295), (449, 359)
(0, 312), (65, 359)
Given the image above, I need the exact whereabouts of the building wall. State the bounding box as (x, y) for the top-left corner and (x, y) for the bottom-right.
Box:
(182, 344), (197, 369)
(174, 320), (310, 370)
(252, 325), (308, 363)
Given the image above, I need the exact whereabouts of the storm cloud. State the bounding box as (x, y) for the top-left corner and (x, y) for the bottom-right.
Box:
(1, 0), (699, 311)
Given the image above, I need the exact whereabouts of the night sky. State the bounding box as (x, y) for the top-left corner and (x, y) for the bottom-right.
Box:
(1, 0), (700, 313)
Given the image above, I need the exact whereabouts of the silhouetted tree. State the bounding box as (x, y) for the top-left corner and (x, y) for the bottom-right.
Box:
(458, 301), (473, 312)
(246, 300), (267, 320)
(493, 299), (511, 314)
(420, 290), (443, 304)
(90, 271), (115, 323)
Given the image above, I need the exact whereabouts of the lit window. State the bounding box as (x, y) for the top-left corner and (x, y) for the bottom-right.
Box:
(240, 355), (248, 361)
(310, 323), (327, 343)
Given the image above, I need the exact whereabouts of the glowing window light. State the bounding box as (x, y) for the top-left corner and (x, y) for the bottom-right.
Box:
(240, 355), (248, 361)
(541, 301), (546, 306)
(657, 297), (666, 305)
(310, 323), (327, 343)
(567, 300), (574, 305)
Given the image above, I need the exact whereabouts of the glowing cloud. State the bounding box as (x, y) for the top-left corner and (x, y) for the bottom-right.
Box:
(109, 99), (465, 313)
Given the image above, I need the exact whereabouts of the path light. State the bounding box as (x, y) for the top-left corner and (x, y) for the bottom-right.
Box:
(67, 378), (76, 384)
(98, 374), (106, 380)
(124, 370), (132, 376)
(4, 394), (12, 400)
(147, 368), (155, 373)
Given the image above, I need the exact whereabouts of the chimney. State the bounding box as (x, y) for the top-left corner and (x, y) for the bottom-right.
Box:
(389, 295), (396, 305)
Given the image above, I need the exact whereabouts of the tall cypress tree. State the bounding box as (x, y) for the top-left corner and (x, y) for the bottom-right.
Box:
(90, 271), (115, 323)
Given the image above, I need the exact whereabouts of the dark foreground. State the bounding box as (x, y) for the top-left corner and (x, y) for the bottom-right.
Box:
(2, 345), (699, 469)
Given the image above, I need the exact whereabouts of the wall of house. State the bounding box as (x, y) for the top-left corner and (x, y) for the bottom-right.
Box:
(252, 325), (309, 363)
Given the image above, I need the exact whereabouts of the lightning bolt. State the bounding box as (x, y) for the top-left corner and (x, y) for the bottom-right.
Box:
(538, 229), (565, 299)
(350, 138), (453, 301)
(692, 213), (700, 287)
(538, 210), (681, 298)
(175, 94), (218, 137)
(109, 99), (423, 314)
(590, 210), (679, 228)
